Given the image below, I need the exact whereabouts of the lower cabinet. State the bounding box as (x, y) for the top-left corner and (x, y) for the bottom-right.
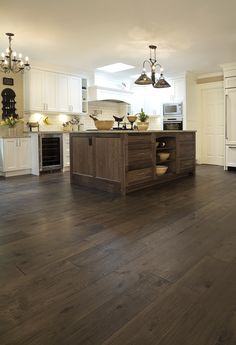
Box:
(0, 138), (32, 177)
(226, 145), (236, 168)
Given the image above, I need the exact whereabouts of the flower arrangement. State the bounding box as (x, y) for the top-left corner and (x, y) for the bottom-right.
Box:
(0, 115), (23, 128)
(63, 116), (80, 130)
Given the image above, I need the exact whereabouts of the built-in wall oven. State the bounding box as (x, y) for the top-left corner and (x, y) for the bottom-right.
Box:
(39, 133), (63, 172)
(163, 116), (183, 130)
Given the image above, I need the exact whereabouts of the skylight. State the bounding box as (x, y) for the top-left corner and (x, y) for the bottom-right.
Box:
(97, 63), (135, 73)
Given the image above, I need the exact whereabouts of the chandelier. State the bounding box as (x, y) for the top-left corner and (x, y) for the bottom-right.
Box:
(135, 45), (170, 88)
(0, 33), (30, 73)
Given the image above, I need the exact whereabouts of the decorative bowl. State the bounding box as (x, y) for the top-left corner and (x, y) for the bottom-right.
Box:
(94, 120), (114, 130)
(158, 152), (170, 161)
(156, 165), (168, 176)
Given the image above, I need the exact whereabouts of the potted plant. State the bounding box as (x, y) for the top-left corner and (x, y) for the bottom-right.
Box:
(137, 108), (149, 131)
(0, 115), (23, 136)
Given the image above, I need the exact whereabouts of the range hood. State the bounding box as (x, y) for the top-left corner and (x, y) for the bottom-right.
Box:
(88, 85), (133, 104)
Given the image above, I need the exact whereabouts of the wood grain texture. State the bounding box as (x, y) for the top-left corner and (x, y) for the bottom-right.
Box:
(0, 165), (236, 345)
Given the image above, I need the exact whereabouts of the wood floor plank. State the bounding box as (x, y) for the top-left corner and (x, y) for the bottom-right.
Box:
(0, 165), (236, 345)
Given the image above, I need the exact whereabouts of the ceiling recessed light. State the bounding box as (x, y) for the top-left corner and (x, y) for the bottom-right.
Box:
(97, 63), (135, 73)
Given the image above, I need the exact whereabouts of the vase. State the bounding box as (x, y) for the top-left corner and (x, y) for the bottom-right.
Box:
(137, 122), (149, 131)
(8, 127), (17, 137)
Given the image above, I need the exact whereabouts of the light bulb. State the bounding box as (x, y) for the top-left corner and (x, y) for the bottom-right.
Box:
(1, 52), (5, 58)
(18, 53), (22, 59)
(13, 51), (17, 57)
(160, 67), (164, 72)
(25, 56), (29, 62)
(6, 48), (10, 54)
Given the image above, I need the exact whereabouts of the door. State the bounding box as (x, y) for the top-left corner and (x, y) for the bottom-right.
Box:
(201, 85), (224, 166)
(225, 88), (236, 144)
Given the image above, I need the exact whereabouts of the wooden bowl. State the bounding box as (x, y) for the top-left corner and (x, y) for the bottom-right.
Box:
(94, 120), (114, 130)
(158, 152), (170, 161)
(156, 165), (168, 176)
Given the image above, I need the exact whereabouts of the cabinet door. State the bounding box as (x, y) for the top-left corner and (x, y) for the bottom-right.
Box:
(44, 72), (57, 112)
(3, 139), (18, 171)
(68, 76), (82, 113)
(18, 138), (32, 170)
(71, 136), (93, 176)
(226, 88), (236, 142)
(57, 74), (69, 112)
(25, 69), (44, 111)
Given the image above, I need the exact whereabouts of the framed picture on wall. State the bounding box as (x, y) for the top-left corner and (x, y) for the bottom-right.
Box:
(3, 77), (14, 86)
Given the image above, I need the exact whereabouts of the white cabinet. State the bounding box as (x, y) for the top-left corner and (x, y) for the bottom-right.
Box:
(226, 146), (236, 167)
(63, 133), (70, 170)
(222, 63), (236, 168)
(0, 138), (32, 177)
(24, 68), (84, 114)
(24, 69), (57, 112)
(225, 87), (236, 143)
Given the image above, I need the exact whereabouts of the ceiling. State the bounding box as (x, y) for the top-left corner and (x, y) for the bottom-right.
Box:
(1, 0), (236, 80)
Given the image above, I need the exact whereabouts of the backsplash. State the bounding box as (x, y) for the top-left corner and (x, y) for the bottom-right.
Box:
(81, 101), (161, 130)
(22, 101), (162, 132)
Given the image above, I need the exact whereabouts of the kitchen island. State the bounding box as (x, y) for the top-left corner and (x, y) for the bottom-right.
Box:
(70, 131), (196, 195)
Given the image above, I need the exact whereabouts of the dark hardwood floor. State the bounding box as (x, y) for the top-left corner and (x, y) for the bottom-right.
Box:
(0, 165), (236, 345)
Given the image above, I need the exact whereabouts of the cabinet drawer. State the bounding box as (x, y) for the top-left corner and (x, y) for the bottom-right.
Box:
(127, 167), (153, 185)
(128, 134), (152, 145)
(128, 149), (153, 169)
(178, 133), (195, 142)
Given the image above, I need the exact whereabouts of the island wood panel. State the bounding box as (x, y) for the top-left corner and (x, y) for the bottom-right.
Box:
(176, 132), (196, 174)
(71, 136), (93, 176)
(94, 137), (122, 182)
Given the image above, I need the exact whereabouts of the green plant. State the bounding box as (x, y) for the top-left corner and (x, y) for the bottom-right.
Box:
(138, 108), (149, 122)
(0, 115), (23, 128)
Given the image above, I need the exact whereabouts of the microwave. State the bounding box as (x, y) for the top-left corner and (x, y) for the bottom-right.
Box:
(163, 103), (182, 116)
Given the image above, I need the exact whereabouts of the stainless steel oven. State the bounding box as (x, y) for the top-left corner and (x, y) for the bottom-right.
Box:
(163, 116), (183, 130)
(39, 133), (63, 172)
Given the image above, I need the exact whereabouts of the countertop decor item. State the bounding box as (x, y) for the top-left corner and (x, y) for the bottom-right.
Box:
(89, 115), (114, 130)
(0, 115), (23, 136)
(0, 33), (30, 74)
(134, 45), (170, 88)
(137, 108), (149, 131)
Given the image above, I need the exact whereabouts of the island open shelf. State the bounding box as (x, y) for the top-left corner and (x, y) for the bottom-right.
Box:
(70, 131), (196, 195)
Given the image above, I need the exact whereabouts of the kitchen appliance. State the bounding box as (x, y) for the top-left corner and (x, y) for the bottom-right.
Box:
(39, 133), (63, 172)
(163, 103), (183, 116)
(224, 74), (236, 169)
(163, 116), (183, 130)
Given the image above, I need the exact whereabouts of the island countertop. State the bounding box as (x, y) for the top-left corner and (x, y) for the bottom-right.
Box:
(70, 130), (196, 195)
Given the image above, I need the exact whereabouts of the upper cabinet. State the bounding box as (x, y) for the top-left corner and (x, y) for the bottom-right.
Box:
(131, 75), (186, 116)
(24, 68), (87, 114)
